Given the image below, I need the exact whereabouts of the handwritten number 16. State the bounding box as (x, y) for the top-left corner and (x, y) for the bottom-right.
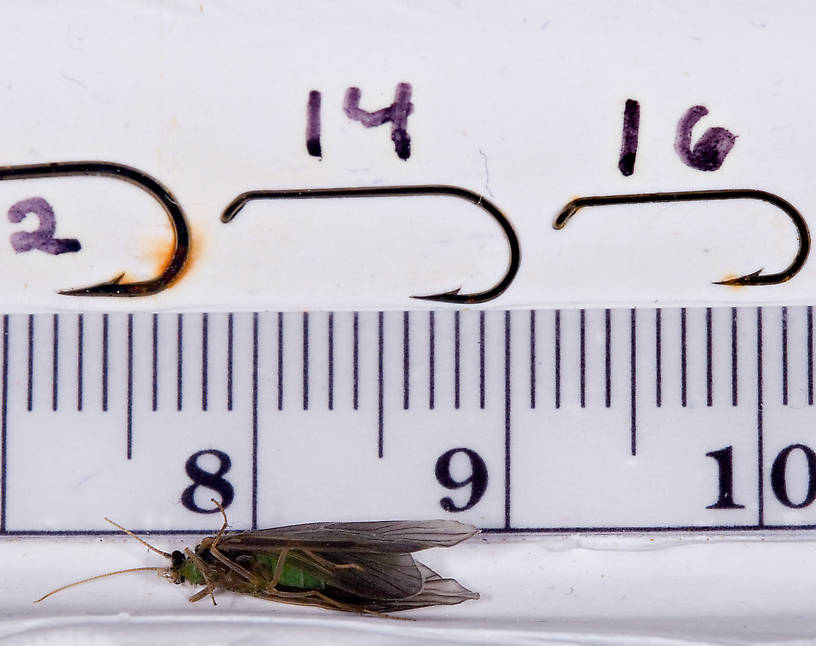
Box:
(619, 101), (736, 176)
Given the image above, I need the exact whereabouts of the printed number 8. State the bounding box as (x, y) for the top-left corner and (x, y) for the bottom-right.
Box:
(181, 449), (235, 514)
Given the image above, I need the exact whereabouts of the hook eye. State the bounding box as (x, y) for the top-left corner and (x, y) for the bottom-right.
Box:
(554, 189), (810, 286)
(0, 161), (189, 296)
(221, 185), (520, 304)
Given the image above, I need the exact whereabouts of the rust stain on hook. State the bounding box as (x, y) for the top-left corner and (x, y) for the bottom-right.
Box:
(0, 161), (189, 296)
(554, 189), (810, 286)
(221, 185), (520, 304)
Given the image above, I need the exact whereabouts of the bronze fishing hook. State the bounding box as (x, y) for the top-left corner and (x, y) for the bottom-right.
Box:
(554, 189), (810, 285)
(0, 161), (189, 296)
(221, 185), (520, 303)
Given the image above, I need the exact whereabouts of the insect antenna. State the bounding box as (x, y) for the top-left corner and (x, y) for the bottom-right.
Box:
(34, 566), (166, 603)
(104, 517), (172, 559)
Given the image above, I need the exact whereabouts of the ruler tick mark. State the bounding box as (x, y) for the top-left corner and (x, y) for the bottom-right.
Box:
(504, 310), (511, 529)
(102, 314), (108, 412)
(252, 312), (259, 530)
(1, 315), (8, 533)
(227, 313), (233, 411)
(76, 314), (83, 412)
(378, 311), (384, 458)
(554, 310), (561, 409)
(809, 305), (814, 406)
(781, 306), (788, 406)
(454, 311), (460, 410)
(328, 312), (334, 411)
(403, 312), (409, 410)
(732, 308), (739, 407)
(26, 315), (33, 412)
(428, 310), (436, 410)
(706, 307), (713, 407)
(201, 313), (208, 412)
(51, 315), (58, 412)
(529, 310), (536, 409)
(277, 312), (284, 411)
(580, 309), (586, 408)
(757, 307), (764, 527)
(429, 311), (435, 410)
(605, 309), (611, 408)
(680, 308), (687, 408)
(152, 314), (158, 411)
(127, 314), (133, 460)
(630, 308), (637, 456)
(352, 312), (359, 410)
(302, 312), (309, 411)
(176, 313), (183, 411)
(655, 309), (662, 407)
(479, 311), (485, 409)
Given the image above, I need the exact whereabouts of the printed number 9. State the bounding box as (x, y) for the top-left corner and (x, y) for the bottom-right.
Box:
(435, 448), (488, 512)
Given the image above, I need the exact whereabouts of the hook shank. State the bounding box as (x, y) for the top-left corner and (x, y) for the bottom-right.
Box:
(554, 189), (809, 286)
(222, 185), (520, 304)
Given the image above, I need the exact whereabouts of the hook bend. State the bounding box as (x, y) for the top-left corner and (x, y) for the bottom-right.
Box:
(0, 161), (189, 296)
(221, 185), (520, 304)
(554, 189), (809, 286)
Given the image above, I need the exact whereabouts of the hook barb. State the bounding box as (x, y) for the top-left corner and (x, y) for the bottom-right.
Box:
(221, 184), (520, 304)
(0, 161), (189, 297)
(553, 189), (810, 286)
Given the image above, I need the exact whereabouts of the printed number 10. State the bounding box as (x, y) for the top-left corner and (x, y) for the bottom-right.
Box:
(708, 444), (816, 510)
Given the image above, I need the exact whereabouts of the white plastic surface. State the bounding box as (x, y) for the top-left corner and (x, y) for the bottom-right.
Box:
(2, 2), (816, 645)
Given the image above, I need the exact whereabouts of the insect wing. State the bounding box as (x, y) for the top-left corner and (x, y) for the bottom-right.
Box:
(218, 520), (478, 554)
(362, 563), (480, 612)
(285, 549), (425, 599)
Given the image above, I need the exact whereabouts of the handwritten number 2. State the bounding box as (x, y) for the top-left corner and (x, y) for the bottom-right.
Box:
(8, 197), (81, 255)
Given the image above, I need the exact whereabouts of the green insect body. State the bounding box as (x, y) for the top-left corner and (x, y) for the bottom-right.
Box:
(171, 548), (327, 593)
(37, 507), (479, 616)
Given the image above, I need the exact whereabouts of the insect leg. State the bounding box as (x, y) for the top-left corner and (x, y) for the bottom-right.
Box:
(185, 547), (218, 605)
(267, 548), (289, 588)
(264, 589), (365, 612)
(300, 548), (363, 571)
(209, 498), (229, 548)
(208, 544), (258, 584)
(262, 589), (407, 620)
(202, 498), (261, 585)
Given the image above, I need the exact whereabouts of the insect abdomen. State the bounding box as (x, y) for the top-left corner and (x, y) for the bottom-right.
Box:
(254, 553), (326, 590)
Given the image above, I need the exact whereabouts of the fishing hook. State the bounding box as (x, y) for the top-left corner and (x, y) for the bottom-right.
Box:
(221, 185), (520, 303)
(553, 189), (810, 286)
(0, 161), (189, 296)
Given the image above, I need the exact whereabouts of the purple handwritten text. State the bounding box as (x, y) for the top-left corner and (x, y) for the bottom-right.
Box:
(8, 197), (81, 255)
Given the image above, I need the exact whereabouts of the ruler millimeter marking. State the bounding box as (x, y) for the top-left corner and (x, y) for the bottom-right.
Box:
(2, 306), (816, 534)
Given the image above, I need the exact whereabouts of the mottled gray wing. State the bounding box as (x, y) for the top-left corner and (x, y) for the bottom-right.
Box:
(219, 520), (478, 554)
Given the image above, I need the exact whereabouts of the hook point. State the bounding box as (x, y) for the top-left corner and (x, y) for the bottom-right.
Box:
(58, 272), (126, 296)
(713, 269), (763, 286)
(410, 287), (464, 303)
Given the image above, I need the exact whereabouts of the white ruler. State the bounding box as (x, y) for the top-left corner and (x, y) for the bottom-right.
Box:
(4, 305), (816, 536)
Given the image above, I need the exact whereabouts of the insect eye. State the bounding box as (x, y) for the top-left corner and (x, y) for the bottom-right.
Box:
(170, 550), (184, 568)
